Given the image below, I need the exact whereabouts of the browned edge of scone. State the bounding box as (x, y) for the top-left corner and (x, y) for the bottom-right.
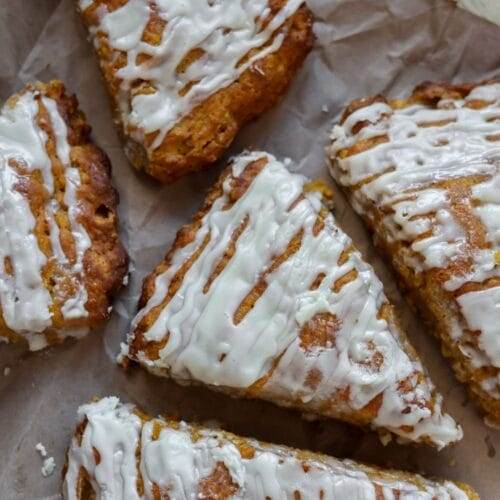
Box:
(0, 80), (128, 344)
(79, 1), (314, 183)
(124, 155), (450, 444)
(62, 398), (479, 500)
(333, 78), (500, 424)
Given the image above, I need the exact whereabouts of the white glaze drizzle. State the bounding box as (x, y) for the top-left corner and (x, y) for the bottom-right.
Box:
(126, 151), (461, 447)
(80, 0), (303, 150)
(329, 82), (500, 395)
(141, 422), (246, 497)
(0, 89), (91, 350)
(64, 397), (142, 499)
(0, 92), (52, 336)
(41, 96), (92, 320)
(63, 398), (469, 500)
(457, 286), (500, 367)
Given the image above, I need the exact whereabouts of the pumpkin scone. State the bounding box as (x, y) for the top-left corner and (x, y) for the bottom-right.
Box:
(122, 151), (461, 448)
(77, 0), (314, 183)
(329, 80), (500, 426)
(0, 80), (128, 351)
(63, 397), (477, 499)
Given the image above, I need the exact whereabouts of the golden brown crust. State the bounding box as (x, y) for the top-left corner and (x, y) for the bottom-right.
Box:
(333, 78), (500, 424)
(0, 80), (128, 345)
(79, 1), (314, 183)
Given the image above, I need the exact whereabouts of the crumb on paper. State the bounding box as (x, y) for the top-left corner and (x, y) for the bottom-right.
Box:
(3, 366), (10, 376)
(123, 262), (135, 286)
(36, 442), (56, 477)
(35, 443), (47, 457)
(41, 457), (56, 477)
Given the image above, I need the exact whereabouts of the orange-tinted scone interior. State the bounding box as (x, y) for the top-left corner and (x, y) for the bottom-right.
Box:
(0, 80), (128, 351)
(329, 80), (500, 425)
(77, 0), (314, 183)
(63, 397), (477, 499)
(123, 151), (462, 448)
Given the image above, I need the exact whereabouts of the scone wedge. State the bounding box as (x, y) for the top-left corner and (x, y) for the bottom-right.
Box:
(77, 0), (314, 183)
(123, 151), (461, 448)
(329, 80), (500, 426)
(63, 397), (477, 499)
(0, 80), (128, 351)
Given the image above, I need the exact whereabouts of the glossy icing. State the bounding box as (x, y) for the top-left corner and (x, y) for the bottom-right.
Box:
(329, 82), (500, 395)
(125, 151), (461, 447)
(79, 0), (303, 150)
(63, 397), (469, 500)
(0, 89), (91, 350)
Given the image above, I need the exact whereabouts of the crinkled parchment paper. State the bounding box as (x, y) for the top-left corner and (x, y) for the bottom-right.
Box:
(1, 0), (500, 498)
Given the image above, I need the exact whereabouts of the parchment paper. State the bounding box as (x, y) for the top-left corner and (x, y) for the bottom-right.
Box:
(1, 0), (500, 498)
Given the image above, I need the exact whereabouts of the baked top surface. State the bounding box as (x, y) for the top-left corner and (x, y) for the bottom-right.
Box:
(63, 397), (475, 500)
(124, 151), (461, 448)
(0, 80), (128, 351)
(78, 0), (313, 182)
(329, 81), (500, 410)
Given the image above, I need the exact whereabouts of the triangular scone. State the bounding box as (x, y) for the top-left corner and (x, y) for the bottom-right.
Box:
(77, 0), (313, 183)
(63, 398), (477, 499)
(329, 80), (500, 426)
(124, 151), (461, 448)
(0, 81), (128, 351)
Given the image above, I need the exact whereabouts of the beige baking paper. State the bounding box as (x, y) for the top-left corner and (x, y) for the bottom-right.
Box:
(0, 0), (500, 498)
